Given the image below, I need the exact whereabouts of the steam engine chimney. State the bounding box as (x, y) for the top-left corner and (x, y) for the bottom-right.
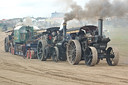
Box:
(63, 22), (67, 41)
(98, 19), (103, 36)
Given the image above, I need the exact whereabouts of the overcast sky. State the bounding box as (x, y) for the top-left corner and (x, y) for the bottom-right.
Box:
(0, 0), (89, 19)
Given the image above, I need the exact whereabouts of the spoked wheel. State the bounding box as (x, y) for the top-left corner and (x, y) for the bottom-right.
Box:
(67, 40), (81, 65)
(37, 40), (47, 61)
(37, 40), (43, 60)
(52, 47), (59, 62)
(41, 40), (48, 61)
(4, 37), (9, 52)
(85, 47), (98, 66)
(106, 47), (119, 66)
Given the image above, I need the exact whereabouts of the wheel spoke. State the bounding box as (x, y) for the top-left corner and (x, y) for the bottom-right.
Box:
(72, 56), (76, 61)
(86, 58), (91, 65)
(38, 52), (42, 55)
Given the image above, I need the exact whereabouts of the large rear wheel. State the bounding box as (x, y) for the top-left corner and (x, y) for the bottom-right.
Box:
(106, 47), (119, 66)
(4, 37), (9, 52)
(85, 47), (98, 66)
(37, 40), (47, 61)
(67, 40), (81, 65)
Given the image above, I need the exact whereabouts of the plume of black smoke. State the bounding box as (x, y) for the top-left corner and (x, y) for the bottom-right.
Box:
(64, 0), (128, 22)
(85, 0), (111, 18)
(64, 2), (85, 22)
(111, 0), (128, 17)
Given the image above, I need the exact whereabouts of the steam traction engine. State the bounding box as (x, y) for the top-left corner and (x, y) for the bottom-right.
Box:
(4, 26), (40, 59)
(66, 19), (119, 66)
(37, 27), (67, 62)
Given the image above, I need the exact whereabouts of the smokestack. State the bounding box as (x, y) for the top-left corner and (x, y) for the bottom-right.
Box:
(63, 22), (67, 41)
(98, 19), (103, 36)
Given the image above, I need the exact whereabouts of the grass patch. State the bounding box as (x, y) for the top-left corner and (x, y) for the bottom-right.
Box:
(108, 27), (128, 57)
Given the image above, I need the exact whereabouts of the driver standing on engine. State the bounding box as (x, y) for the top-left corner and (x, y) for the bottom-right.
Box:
(52, 31), (58, 44)
(47, 30), (52, 45)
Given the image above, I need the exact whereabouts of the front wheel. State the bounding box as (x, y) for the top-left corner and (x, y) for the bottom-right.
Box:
(52, 47), (59, 62)
(85, 47), (98, 66)
(106, 47), (119, 66)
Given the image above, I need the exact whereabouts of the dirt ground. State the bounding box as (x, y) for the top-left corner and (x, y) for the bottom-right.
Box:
(0, 31), (128, 85)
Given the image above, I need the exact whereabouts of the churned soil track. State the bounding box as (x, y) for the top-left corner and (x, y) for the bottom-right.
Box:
(0, 32), (128, 85)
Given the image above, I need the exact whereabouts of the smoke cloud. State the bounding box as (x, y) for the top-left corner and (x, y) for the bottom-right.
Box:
(64, 2), (85, 22)
(64, 0), (128, 22)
